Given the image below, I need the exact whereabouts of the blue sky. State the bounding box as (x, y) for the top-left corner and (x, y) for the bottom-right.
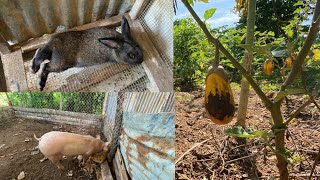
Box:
(175, 0), (240, 28)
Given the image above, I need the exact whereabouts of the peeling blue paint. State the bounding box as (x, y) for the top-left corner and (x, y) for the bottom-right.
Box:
(120, 112), (175, 180)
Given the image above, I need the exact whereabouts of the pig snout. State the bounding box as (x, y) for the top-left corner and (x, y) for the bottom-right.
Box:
(36, 131), (108, 170)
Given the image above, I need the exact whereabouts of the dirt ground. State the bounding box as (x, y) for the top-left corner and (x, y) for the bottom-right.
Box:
(175, 91), (320, 179)
(0, 117), (103, 180)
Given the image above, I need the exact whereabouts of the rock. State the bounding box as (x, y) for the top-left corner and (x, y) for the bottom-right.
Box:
(40, 157), (47, 162)
(67, 170), (73, 177)
(77, 155), (83, 162)
(24, 138), (30, 142)
(17, 171), (25, 180)
(0, 144), (5, 150)
(31, 150), (39, 155)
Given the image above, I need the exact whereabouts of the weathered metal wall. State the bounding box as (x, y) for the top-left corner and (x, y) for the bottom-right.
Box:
(102, 92), (175, 179)
(0, 0), (135, 44)
(120, 92), (175, 180)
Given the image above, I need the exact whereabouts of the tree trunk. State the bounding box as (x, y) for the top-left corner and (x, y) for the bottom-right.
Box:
(236, 0), (256, 128)
(271, 102), (289, 180)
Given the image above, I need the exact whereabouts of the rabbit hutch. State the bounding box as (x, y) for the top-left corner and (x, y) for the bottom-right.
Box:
(0, 92), (175, 179)
(0, 0), (173, 92)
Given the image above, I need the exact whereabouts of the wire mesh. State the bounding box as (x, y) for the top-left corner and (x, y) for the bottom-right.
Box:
(139, 0), (174, 71)
(24, 58), (149, 92)
(4, 92), (104, 127)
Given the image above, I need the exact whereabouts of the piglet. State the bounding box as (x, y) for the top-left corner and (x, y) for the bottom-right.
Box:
(34, 131), (109, 170)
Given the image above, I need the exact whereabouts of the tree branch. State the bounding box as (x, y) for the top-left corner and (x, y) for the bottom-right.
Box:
(281, 0), (320, 91)
(284, 92), (319, 125)
(181, 0), (273, 109)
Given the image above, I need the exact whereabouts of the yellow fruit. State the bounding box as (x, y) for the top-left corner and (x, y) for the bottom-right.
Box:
(205, 66), (235, 125)
(263, 59), (273, 75)
(286, 56), (293, 68)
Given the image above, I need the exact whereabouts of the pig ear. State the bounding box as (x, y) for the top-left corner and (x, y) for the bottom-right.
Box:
(96, 135), (101, 139)
(98, 38), (122, 49)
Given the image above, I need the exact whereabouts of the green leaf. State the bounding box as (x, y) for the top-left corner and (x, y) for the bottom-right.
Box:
(188, 0), (194, 6)
(252, 130), (274, 138)
(286, 29), (293, 37)
(267, 31), (275, 37)
(271, 46), (289, 58)
(204, 8), (217, 21)
(293, 1), (303, 6)
(225, 126), (255, 139)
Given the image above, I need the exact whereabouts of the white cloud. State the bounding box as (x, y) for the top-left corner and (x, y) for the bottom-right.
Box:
(207, 12), (240, 28)
(175, 12), (189, 20)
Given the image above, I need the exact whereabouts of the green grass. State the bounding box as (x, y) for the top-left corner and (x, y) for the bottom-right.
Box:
(230, 82), (241, 91)
(0, 93), (9, 107)
(260, 83), (279, 92)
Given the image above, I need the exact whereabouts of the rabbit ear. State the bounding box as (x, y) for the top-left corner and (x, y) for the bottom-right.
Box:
(98, 38), (121, 49)
(121, 16), (131, 40)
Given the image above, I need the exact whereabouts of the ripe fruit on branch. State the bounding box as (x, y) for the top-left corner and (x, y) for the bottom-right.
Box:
(263, 59), (274, 75)
(205, 66), (235, 125)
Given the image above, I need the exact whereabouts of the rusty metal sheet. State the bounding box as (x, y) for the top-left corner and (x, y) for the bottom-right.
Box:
(120, 112), (175, 180)
(0, 0), (135, 44)
(124, 92), (175, 113)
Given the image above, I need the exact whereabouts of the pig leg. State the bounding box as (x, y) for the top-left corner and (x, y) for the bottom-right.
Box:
(47, 155), (65, 170)
(82, 154), (89, 165)
(82, 150), (96, 166)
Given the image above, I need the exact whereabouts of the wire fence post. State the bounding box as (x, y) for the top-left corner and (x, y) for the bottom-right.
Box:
(107, 92), (124, 163)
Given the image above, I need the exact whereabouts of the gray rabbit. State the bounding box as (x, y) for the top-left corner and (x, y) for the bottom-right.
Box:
(30, 16), (143, 91)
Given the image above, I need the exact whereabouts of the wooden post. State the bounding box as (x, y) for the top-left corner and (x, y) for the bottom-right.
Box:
(107, 92), (124, 163)
(130, 19), (173, 91)
(102, 92), (108, 116)
(5, 92), (12, 106)
(0, 34), (10, 91)
(0, 57), (7, 91)
(0, 50), (29, 91)
(0, 33), (11, 55)
(112, 148), (129, 180)
(101, 160), (114, 180)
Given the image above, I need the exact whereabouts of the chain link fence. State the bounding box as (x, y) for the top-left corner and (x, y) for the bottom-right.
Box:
(7, 92), (105, 114)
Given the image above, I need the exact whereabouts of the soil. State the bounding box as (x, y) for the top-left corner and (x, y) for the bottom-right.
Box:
(0, 118), (103, 180)
(175, 91), (320, 179)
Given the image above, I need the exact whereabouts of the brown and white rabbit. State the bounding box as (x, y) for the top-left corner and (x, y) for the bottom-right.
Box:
(30, 16), (143, 91)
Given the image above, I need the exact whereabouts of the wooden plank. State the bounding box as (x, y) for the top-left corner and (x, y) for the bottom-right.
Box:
(0, 33), (11, 55)
(101, 160), (113, 180)
(129, 0), (151, 20)
(13, 107), (102, 119)
(112, 148), (129, 180)
(130, 20), (173, 92)
(1, 50), (28, 91)
(11, 14), (123, 53)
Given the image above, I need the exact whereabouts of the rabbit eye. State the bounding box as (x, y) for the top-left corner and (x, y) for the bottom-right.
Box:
(129, 53), (135, 59)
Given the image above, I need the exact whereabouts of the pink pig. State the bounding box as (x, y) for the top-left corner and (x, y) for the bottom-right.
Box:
(34, 131), (109, 170)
